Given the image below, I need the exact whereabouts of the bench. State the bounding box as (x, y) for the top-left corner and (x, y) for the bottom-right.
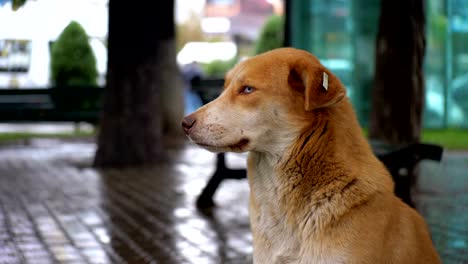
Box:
(0, 87), (103, 124)
(191, 78), (444, 209)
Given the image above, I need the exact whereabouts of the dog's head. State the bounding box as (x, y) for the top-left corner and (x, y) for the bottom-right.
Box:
(182, 48), (346, 154)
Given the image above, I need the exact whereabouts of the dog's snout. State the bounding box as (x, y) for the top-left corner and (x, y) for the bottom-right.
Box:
(182, 115), (197, 134)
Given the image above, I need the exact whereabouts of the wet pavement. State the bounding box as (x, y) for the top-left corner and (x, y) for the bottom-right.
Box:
(0, 123), (93, 134)
(0, 138), (466, 264)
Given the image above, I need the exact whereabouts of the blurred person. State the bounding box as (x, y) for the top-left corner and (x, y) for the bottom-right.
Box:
(181, 61), (204, 115)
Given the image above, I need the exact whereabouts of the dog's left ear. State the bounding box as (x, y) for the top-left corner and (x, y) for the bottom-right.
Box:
(288, 58), (346, 111)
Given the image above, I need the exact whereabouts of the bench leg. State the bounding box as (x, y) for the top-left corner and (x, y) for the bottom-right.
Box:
(196, 166), (227, 208)
(393, 170), (414, 207)
(386, 165), (415, 208)
(196, 153), (246, 209)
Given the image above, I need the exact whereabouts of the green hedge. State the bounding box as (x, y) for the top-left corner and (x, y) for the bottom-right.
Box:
(50, 21), (98, 86)
(254, 15), (284, 55)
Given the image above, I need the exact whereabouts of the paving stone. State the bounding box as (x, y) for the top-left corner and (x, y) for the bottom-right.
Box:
(0, 138), (466, 263)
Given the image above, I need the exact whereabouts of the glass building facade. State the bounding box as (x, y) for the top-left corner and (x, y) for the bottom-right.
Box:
(290, 0), (468, 128)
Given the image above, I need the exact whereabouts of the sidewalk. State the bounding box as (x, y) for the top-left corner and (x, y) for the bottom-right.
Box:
(0, 138), (466, 263)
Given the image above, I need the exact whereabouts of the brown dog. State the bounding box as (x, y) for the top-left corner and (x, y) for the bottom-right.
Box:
(182, 48), (440, 263)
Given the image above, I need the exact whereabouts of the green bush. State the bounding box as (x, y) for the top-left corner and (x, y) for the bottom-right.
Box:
(11, 0), (27, 10)
(254, 15), (284, 55)
(50, 21), (98, 86)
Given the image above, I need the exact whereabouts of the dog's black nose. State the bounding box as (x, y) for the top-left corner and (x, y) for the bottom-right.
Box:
(182, 115), (197, 134)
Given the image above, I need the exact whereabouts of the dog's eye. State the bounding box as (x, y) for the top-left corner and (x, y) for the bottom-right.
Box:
(240, 86), (255, 94)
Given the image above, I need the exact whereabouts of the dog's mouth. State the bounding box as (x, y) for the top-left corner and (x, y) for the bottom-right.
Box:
(196, 138), (250, 151)
(229, 138), (250, 149)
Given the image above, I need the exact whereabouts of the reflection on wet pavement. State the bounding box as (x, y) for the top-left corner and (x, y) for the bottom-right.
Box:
(0, 139), (466, 263)
(0, 139), (250, 263)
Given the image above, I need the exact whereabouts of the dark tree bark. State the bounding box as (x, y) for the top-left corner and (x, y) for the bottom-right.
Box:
(369, 0), (426, 145)
(94, 0), (183, 168)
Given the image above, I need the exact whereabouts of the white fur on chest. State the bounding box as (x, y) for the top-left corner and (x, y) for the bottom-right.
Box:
(247, 152), (347, 264)
(248, 152), (300, 262)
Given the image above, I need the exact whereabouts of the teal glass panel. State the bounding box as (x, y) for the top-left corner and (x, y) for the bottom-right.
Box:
(349, 0), (380, 126)
(425, 0), (468, 128)
(291, 0), (468, 128)
(448, 0), (468, 127)
(425, 0), (447, 128)
(290, 0), (379, 126)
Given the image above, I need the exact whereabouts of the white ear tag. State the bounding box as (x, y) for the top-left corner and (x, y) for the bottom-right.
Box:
(322, 72), (329, 91)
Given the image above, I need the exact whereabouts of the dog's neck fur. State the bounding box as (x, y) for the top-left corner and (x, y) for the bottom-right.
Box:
(248, 100), (394, 238)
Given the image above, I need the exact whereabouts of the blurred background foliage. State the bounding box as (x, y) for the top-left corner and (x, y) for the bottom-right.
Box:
(176, 14), (284, 77)
(50, 21), (98, 86)
(11, 0), (26, 10)
(253, 15), (284, 55)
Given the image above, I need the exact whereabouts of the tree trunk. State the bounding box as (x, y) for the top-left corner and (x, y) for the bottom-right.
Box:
(94, 0), (183, 168)
(369, 0), (426, 145)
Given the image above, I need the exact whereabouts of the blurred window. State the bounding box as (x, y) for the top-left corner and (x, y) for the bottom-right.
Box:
(0, 39), (31, 72)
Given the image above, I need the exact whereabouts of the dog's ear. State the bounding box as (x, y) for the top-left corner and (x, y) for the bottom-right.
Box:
(288, 58), (346, 111)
